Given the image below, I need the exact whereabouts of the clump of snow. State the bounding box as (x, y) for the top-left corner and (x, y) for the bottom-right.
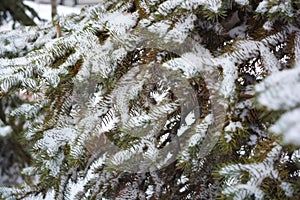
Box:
(270, 108), (300, 146)
(188, 114), (213, 146)
(145, 185), (154, 198)
(235, 0), (249, 6)
(228, 24), (248, 38)
(259, 44), (280, 73)
(256, 0), (294, 17)
(248, 134), (258, 145)
(280, 182), (294, 197)
(150, 87), (170, 105)
(21, 167), (36, 176)
(268, 1), (294, 17)
(225, 121), (243, 132)
(256, 67), (300, 110)
(164, 14), (197, 43)
(44, 152), (65, 177)
(177, 111), (197, 137)
(34, 128), (77, 157)
(219, 59), (238, 99)
(181, 0), (206, 10)
(147, 21), (172, 37)
(162, 57), (196, 78)
(204, 0), (222, 13)
(162, 45), (212, 78)
(0, 125), (13, 137)
(263, 21), (274, 31)
(256, 0), (269, 14)
(105, 12), (139, 35)
(156, 0), (183, 16)
(224, 133), (232, 142)
(185, 111), (196, 125)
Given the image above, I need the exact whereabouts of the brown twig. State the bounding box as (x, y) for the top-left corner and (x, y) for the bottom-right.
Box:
(55, 22), (62, 38)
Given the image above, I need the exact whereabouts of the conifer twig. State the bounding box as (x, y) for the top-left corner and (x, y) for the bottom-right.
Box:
(55, 22), (62, 38)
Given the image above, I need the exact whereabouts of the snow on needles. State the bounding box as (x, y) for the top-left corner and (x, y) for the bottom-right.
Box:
(256, 66), (300, 110)
(235, 0), (249, 6)
(270, 108), (300, 145)
(204, 0), (222, 13)
(220, 143), (294, 199)
(256, 36), (300, 146)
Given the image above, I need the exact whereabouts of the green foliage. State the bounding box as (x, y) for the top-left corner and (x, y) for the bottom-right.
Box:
(0, 0), (299, 199)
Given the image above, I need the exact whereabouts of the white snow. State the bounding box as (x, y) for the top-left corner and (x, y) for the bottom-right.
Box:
(164, 14), (197, 43)
(235, 0), (249, 6)
(104, 12), (139, 34)
(256, 66), (300, 110)
(295, 33), (300, 66)
(24, 190), (55, 200)
(225, 121), (243, 132)
(34, 127), (78, 157)
(228, 24), (248, 38)
(263, 21), (274, 31)
(0, 0), (298, 199)
(0, 1), (81, 32)
(224, 133), (232, 142)
(256, 0), (293, 17)
(256, 0), (269, 14)
(220, 144), (289, 199)
(185, 111), (196, 126)
(204, 0), (222, 13)
(218, 59), (238, 99)
(188, 114), (213, 146)
(156, 0), (183, 16)
(145, 185), (154, 199)
(270, 108), (300, 145)
(10, 104), (34, 117)
(162, 48), (212, 78)
(150, 89), (170, 105)
(280, 182), (294, 197)
(181, 0), (206, 10)
(148, 21), (171, 37)
(0, 125), (13, 137)
(24, 1), (81, 22)
(259, 44), (280, 73)
(248, 134), (258, 145)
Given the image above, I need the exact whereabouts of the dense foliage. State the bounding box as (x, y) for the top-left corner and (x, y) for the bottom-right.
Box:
(0, 0), (299, 199)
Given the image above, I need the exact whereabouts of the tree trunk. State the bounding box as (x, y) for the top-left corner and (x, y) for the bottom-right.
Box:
(51, 0), (57, 19)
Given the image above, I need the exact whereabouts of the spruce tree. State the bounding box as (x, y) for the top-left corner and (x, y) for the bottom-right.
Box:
(0, 0), (40, 188)
(0, 0), (299, 199)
